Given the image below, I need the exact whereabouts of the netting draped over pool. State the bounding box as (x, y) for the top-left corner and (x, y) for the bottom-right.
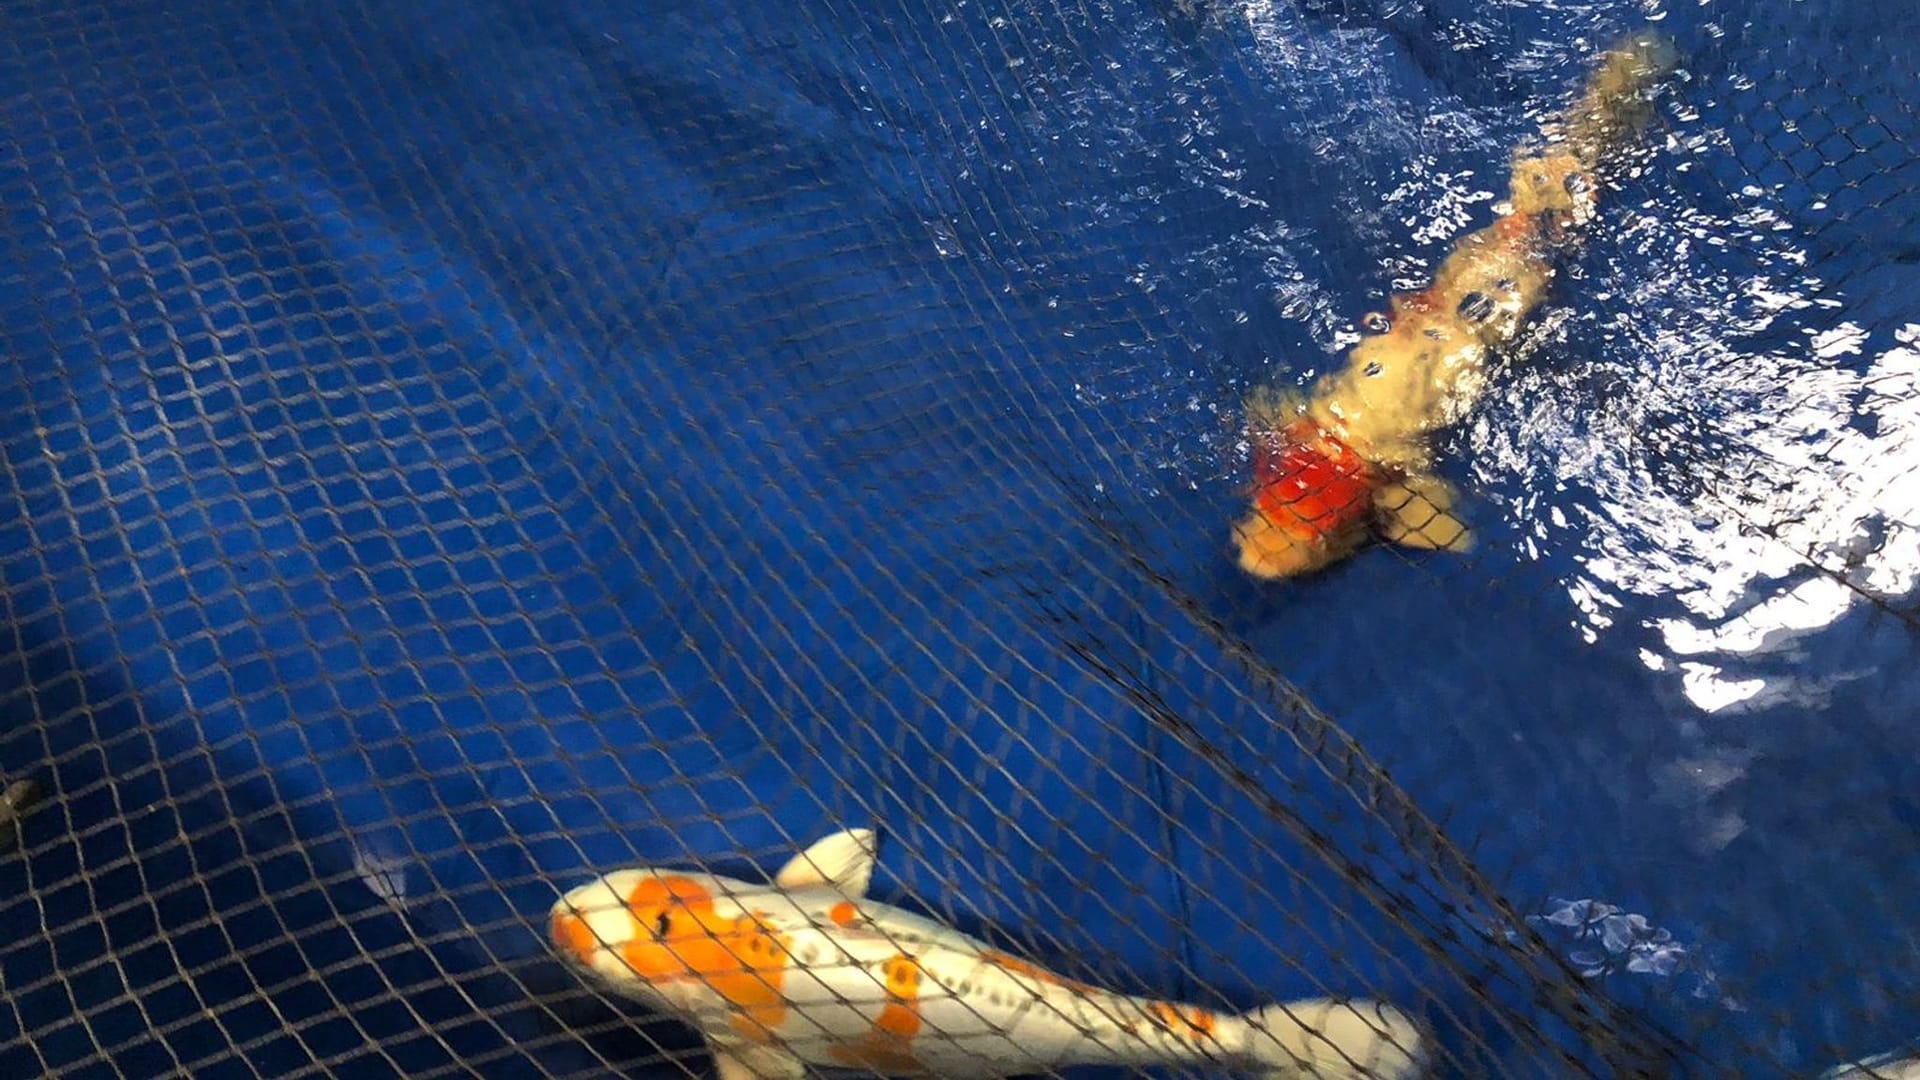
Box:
(2, 0), (1918, 1077)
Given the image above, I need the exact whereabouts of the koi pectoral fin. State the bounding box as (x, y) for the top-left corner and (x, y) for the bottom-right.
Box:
(774, 828), (879, 896)
(1241, 386), (1309, 435)
(711, 1042), (807, 1080)
(1373, 475), (1473, 553)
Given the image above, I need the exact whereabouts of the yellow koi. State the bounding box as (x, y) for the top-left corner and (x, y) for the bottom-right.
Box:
(1234, 33), (1679, 580)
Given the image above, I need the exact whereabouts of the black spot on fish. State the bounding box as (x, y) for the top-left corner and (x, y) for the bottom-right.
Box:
(1360, 311), (1391, 334)
(1458, 291), (1494, 322)
(1364, 360), (1383, 377)
(1424, 327), (1446, 340)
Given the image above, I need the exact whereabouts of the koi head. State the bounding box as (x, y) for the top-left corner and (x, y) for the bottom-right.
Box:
(1233, 416), (1382, 580)
(550, 869), (793, 1024)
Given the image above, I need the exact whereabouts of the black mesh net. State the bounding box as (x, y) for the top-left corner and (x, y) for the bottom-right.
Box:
(2, 0), (1917, 1078)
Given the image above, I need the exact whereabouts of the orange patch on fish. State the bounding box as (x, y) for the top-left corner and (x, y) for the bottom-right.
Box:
(1250, 419), (1379, 542)
(1147, 1001), (1221, 1042)
(617, 875), (794, 1044)
(830, 955), (929, 1075)
(978, 950), (1103, 995)
(629, 874), (718, 913)
(1390, 288), (1441, 317)
(828, 901), (861, 926)
(1492, 212), (1538, 242)
(550, 908), (602, 966)
(1235, 415), (1383, 579)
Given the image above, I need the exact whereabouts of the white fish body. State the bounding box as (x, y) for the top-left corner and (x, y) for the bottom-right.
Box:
(1823, 1047), (1920, 1080)
(551, 829), (1426, 1080)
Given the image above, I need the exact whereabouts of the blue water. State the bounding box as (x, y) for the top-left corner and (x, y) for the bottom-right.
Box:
(1, 0), (1917, 1077)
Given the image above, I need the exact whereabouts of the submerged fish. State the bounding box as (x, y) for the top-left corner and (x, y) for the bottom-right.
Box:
(551, 828), (1426, 1079)
(1233, 33), (1679, 580)
(0, 777), (45, 856)
(1823, 1047), (1920, 1080)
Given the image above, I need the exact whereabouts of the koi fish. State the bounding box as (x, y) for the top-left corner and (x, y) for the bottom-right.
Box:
(551, 828), (1427, 1080)
(1823, 1047), (1920, 1080)
(0, 777), (44, 855)
(1233, 33), (1678, 580)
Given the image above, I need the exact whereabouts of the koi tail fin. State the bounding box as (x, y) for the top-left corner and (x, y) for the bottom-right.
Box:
(1508, 32), (1678, 224)
(1554, 32), (1680, 172)
(1238, 998), (1428, 1080)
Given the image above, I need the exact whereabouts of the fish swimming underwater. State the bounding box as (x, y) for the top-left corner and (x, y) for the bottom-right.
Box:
(1233, 33), (1679, 580)
(1822, 1047), (1920, 1080)
(551, 828), (1427, 1079)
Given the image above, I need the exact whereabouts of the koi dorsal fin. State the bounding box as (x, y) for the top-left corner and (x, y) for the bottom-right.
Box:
(773, 828), (878, 896)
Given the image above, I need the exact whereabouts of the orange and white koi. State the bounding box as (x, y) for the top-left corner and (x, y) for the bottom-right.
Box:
(1233, 33), (1678, 580)
(551, 828), (1426, 1080)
